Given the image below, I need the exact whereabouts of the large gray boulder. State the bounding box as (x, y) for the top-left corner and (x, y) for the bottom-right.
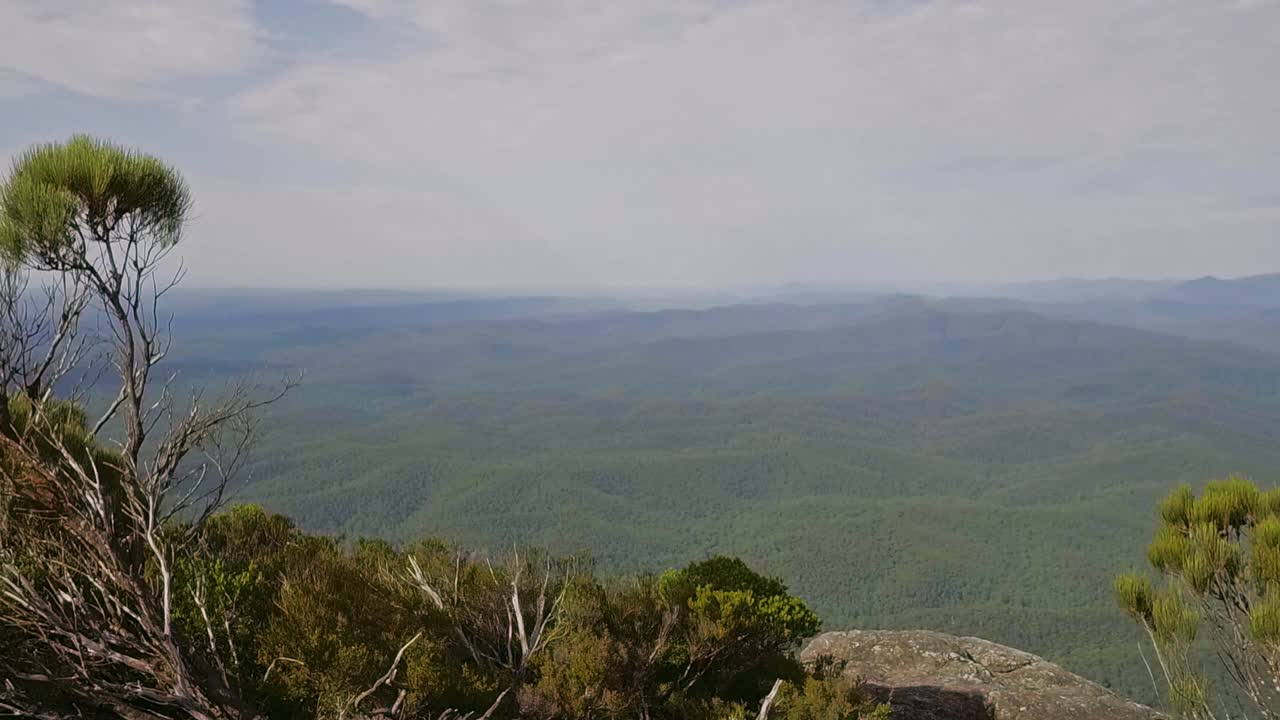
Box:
(801, 630), (1164, 720)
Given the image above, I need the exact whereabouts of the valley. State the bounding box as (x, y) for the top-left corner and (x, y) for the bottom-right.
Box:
(161, 277), (1280, 704)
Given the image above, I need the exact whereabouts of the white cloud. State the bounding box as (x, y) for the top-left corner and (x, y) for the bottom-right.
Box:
(0, 0), (262, 101)
(6, 1), (1279, 287)
(214, 0), (1280, 286)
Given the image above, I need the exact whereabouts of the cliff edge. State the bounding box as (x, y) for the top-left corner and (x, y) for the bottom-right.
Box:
(801, 629), (1164, 720)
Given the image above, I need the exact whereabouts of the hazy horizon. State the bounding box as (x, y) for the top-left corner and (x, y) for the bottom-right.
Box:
(167, 272), (1241, 296)
(3, 1), (1278, 289)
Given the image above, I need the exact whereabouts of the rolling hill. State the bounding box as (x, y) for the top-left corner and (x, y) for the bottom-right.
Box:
(153, 291), (1280, 704)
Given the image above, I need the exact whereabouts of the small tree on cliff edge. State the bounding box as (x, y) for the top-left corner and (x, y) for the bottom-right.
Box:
(0, 137), (877, 720)
(0, 135), (293, 719)
(1116, 476), (1280, 719)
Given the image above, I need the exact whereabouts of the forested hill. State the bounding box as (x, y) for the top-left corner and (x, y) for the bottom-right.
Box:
(156, 291), (1280, 704)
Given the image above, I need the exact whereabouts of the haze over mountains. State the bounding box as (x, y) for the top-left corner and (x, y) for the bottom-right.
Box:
(143, 271), (1280, 705)
(5, 1), (1278, 714)
(946, 272), (1280, 305)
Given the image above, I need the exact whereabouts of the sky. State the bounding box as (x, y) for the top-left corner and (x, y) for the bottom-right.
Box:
(1, 1), (1278, 290)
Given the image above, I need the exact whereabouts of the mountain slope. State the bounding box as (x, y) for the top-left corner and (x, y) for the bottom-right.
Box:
(162, 296), (1280, 704)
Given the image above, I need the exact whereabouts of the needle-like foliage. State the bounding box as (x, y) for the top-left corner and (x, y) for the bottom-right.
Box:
(1117, 476), (1280, 719)
(0, 134), (190, 269)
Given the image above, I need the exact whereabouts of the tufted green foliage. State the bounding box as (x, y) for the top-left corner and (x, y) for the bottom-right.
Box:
(1191, 476), (1260, 533)
(1253, 516), (1280, 588)
(0, 135), (190, 267)
(1133, 478), (1271, 602)
(1146, 525), (1190, 573)
(1118, 476), (1280, 716)
(1114, 573), (1154, 622)
(1160, 484), (1197, 527)
(1169, 672), (1210, 715)
(1249, 597), (1280, 646)
(1150, 590), (1198, 646)
(1190, 523), (1238, 593)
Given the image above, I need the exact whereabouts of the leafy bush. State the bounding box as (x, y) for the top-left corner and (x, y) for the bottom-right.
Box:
(117, 505), (871, 719)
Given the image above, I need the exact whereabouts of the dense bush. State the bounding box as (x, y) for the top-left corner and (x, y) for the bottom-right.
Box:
(163, 503), (886, 719)
(2, 486), (886, 718)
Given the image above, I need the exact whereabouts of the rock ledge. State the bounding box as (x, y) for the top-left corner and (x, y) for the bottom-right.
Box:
(801, 629), (1164, 720)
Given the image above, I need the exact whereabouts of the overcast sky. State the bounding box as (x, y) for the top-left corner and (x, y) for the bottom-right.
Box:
(1, 1), (1277, 290)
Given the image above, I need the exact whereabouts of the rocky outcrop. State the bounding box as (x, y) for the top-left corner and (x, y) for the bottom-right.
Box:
(801, 630), (1164, 720)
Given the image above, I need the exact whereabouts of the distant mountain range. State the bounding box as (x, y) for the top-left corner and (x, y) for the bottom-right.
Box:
(1159, 273), (1280, 308)
(152, 278), (1280, 708)
(941, 273), (1280, 308)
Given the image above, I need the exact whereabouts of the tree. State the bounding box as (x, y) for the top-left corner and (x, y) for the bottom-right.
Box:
(0, 136), (871, 720)
(1115, 476), (1280, 719)
(517, 555), (825, 720)
(662, 556), (821, 704)
(0, 136), (292, 719)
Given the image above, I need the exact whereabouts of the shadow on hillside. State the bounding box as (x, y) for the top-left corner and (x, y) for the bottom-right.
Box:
(869, 684), (993, 720)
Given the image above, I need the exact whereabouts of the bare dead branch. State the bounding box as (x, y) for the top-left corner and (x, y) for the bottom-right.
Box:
(0, 171), (295, 720)
(346, 632), (423, 720)
(261, 657), (305, 684)
(754, 678), (784, 720)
